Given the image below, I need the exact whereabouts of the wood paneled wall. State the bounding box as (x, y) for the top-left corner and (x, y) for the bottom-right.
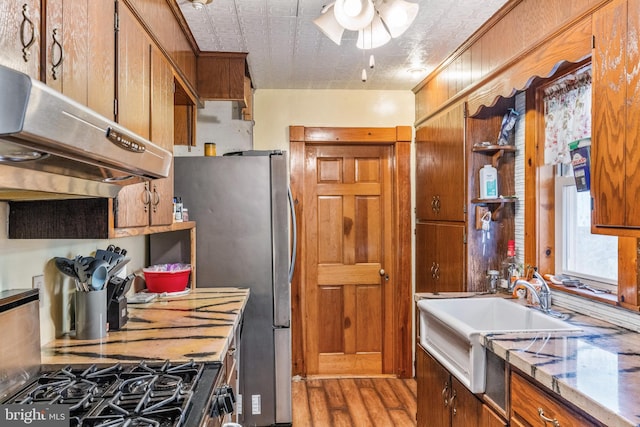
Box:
(414, 0), (606, 124)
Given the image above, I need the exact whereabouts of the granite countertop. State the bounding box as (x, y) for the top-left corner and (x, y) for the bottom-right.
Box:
(481, 304), (640, 427)
(41, 288), (249, 365)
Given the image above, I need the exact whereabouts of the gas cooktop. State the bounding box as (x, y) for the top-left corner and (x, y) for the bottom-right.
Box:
(2, 360), (219, 427)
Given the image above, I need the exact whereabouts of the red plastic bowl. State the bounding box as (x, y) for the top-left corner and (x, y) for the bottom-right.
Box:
(143, 267), (191, 293)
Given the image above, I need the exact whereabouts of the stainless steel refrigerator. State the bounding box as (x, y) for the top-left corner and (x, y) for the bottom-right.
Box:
(173, 151), (292, 426)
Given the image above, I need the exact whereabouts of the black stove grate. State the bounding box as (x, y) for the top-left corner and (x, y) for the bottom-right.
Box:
(2, 360), (216, 427)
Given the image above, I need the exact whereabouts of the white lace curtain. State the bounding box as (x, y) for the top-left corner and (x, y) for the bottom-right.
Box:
(543, 67), (592, 165)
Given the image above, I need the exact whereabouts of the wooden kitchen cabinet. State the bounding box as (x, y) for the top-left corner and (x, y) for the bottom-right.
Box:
(115, 4), (174, 228)
(415, 222), (465, 293)
(415, 103), (465, 222)
(197, 52), (250, 105)
(148, 43), (175, 226)
(415, 102), (467, 293)
(0, 0), (41, 79)
(592, 0), (640, 232)
(44, 0), (115, 120)
(417, 345), (503, 427)
(510, 371), (602, 426)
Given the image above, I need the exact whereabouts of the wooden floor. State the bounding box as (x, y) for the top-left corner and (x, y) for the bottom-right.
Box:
(292, 377), (417, 426)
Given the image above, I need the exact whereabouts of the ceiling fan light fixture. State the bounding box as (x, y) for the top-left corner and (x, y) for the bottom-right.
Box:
(334, 0), (375, 31)
(313, 3), (345, 45)
(356, 13), (391, 49)
(377, 0), (419, 38)
(189, 0), (212, 10)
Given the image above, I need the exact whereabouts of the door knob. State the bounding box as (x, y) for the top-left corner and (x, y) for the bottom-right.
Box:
(379, 269), (385, 276)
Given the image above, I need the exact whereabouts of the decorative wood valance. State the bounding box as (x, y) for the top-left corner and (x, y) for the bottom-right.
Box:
(467, 16), (592, 117)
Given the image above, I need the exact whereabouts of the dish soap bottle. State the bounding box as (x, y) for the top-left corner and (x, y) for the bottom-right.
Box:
(479, 164), (498, 199)
(501, 239), (517, 289)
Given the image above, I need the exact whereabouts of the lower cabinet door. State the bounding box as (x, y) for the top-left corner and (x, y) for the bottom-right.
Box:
(450, 375), (482, 427)
(417, 345), (451, 427)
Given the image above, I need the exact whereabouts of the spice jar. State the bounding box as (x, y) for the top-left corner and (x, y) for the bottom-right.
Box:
(204, 143), (216, 156)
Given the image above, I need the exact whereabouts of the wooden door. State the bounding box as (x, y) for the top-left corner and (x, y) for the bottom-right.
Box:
(415, 104), (465, 222)
(304, 144), (393, 376)
(0, 0), (40, 79)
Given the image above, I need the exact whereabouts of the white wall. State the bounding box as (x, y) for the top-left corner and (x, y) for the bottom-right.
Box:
(174, 100), (253, 157)
(253, 89), (415, 151)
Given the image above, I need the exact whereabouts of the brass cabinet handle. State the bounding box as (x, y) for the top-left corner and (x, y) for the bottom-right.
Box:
(538, 408), (560, 427)
(143, 188), (151, 212)
(51, 28), (63, 80)
(449, 388), (457, 415)
(434, 263), (440, 280)
(434, 196), (441, 213)
(442, 381), (449, 406)
(151, 185), (160, 212)
(431, 262), (437, 279)
(20, 4), (35, 62)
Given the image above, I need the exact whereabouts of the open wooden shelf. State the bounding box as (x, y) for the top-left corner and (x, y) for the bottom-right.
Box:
(471, 197), (517, 204)
(471, 144), (516, 152)
(111, 220), (195, 238)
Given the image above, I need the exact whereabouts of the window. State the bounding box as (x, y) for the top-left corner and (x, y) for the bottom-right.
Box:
(555, 166), (617, 292)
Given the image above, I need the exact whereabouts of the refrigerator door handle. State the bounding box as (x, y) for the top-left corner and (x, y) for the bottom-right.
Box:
(288, 187), (297, 284)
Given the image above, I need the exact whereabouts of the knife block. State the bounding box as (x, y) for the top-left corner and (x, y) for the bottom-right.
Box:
(108, 296), (128, 330)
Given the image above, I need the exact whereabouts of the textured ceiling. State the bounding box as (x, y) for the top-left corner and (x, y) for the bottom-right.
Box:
(177, 0), (509, 90)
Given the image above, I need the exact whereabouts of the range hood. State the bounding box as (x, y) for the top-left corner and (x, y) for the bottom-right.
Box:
(0, 64), (172, 200)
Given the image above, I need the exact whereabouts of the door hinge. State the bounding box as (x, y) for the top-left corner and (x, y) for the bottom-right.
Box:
(463, 102), (468, 118)
(463, 232), (467, 244)
(463, 204), (467, 214)
(114, 98), (118, 119)
(592, 35), (595, 49)
(114, 9), (119, 32)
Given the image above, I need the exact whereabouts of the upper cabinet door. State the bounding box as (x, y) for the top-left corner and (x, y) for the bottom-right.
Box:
(415, 103), (466, 221)
(149, 44), (174, 226)
(0, 0), (41, 79)
(115, 6), (175, 229)
(592, 0), (627, 228)
(625, 0), (640, 227)
(115, 3), (152, 228)
(44, 0), (115, 119)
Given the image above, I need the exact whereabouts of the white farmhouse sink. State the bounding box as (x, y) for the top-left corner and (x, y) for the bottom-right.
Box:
(417, 297), (581, 393)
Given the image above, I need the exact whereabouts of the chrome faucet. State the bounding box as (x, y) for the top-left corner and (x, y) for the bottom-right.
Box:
(510, 268), (552, 314)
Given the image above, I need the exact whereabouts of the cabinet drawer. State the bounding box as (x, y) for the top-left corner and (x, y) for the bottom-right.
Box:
(510, 372), (600, 426)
